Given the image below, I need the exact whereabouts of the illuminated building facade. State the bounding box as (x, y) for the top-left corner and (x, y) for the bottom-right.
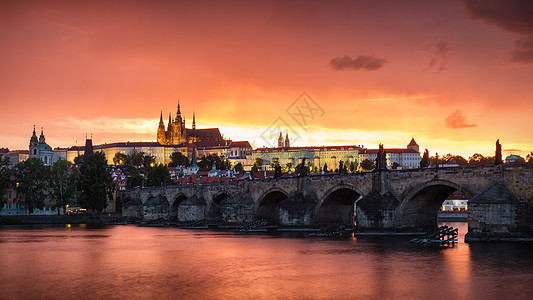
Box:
(253, 135), (421, 171)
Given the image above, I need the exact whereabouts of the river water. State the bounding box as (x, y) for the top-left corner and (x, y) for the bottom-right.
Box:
(1, 222), (533, 300)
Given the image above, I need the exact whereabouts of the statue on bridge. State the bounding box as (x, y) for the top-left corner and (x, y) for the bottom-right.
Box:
(495, 139), (503, 166)
(375, 144), (387, 171)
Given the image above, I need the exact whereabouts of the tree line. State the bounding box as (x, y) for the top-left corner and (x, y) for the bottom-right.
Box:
(0, 152), (114, 216)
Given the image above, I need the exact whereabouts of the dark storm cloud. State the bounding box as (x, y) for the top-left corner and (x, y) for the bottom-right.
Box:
(424, 41), (451, 71)
(328, 55), (387, 71)
(445, 110), (477, 129)
(456, 0), (533, 64)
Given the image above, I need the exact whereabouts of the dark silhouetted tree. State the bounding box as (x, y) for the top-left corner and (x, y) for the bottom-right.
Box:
(349, 161), (356, 173)
(468, 153), (494, 166)
(52, 160), (78, 215)
(0, 167), (12, 213)
(15, 158), (52, 215)
(145, 164), (172, 187)
(130, 149), (145, 168)
(78, 152), (115, 216)
(233, 162), (244, 173)
(169, 151), (189, 167)
(251, 158), (263, 172)
(113, 152), (130, 166)
(360, 159), (375, 171)
(420, 149), (430, 168)
(495, 139), (503, 165)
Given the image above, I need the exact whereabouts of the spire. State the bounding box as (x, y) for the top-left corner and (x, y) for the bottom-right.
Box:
(191, 142), (198, 167)
(30, 125), (38, 145)
(277, 131), (284, 148)
(192, 111), (196, 130)
(39, 127), (45, 143)
(159, 111), (163, 123)
(285, 131), (290, 148)
(177, 99), (181, 117)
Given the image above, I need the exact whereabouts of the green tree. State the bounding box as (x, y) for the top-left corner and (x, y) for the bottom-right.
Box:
(78, 152), (115, 216)
(145, 164), (173, 187)
(130, 149), (145, 168)
(169, 151), (189, 167)
(52, 160), (78, 215)
(74, 155), (84, 166)
(197, 154), (231, 171)
(14, 158), (52, 215)
(113, 152), (130, 166)
(441, 153), (468, 166)
(233, 162), (244, 173)
(1, 156), (11, 167)
(468, 153), (494, 166)
(127, 174), (144, 188)
(349, 161), (356, 173)
(143, 154), (156, 168)
(420, 149), (430, 168)
(360, 159), (375, 171)
(0, 167), (12, 212)
(251, 157), (264, 172)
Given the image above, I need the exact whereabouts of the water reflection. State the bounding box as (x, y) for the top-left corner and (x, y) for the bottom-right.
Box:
(1, 224), (533, 299)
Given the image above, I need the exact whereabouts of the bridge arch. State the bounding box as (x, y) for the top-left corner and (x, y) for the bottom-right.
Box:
(315, 184), (363, 225)
(170, 194), (188, 221)
(255, 188), (290, 224)
(207, 192), (231, 222)
(143, 195), (170, 221)
(396, 179), (473, 228)
(140, 189), (162, 205)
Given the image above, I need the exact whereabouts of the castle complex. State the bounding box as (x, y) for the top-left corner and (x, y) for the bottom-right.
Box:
(4, 103), (421, 172)
(157, 102), (224, 145)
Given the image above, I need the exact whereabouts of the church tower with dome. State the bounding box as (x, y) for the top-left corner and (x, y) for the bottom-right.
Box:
(29, 126), (54, 166)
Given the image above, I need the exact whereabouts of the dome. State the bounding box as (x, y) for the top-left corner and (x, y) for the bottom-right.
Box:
(39, 143), (52, 152)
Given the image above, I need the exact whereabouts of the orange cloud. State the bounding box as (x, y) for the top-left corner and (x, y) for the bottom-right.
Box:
(445, 110), (477, 129)
(329, 55), (387, 71)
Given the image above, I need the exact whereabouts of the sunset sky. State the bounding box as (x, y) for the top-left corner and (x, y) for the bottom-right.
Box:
(1, 0), (532, 158)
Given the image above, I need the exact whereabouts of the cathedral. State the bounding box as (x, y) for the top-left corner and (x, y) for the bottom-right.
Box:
(157, 102), (224, 145)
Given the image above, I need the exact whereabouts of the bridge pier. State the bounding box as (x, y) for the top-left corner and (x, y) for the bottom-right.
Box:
(355, 191), (399, 230)
(465, 183), (522, 242)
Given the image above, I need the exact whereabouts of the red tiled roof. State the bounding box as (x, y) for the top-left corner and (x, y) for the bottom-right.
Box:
(230, 141), (252, 148)
(186, 128), (223, 138)
(6, 150), (29, 154)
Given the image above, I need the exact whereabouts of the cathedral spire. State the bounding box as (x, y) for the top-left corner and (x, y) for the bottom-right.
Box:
(177, 99), (181, 117)
(159, 111), (163, 123)
(277, 131), (284, 148)
(192, 111), (196, 130)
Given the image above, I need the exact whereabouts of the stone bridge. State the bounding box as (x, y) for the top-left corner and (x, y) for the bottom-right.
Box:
(122, 165), (533, 236)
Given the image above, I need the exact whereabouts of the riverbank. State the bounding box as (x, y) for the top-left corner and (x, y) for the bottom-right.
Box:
(0, 214), (127, 225)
